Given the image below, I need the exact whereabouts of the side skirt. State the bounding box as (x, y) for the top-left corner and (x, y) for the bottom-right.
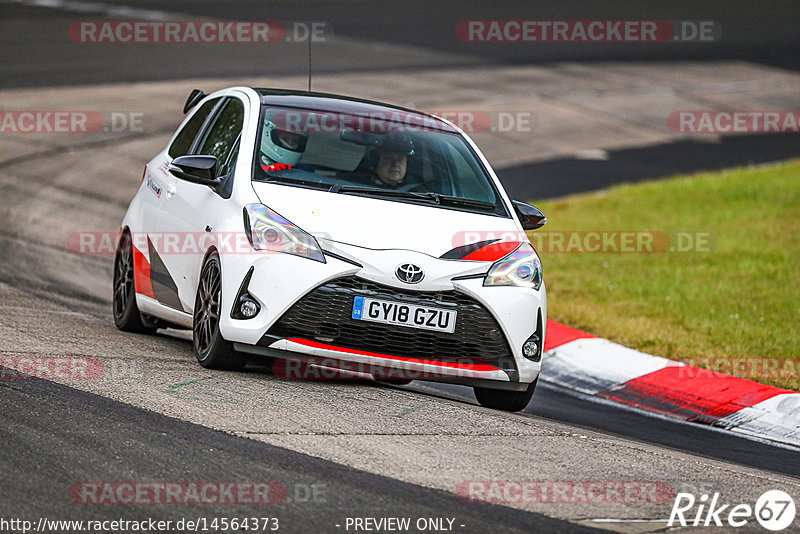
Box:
(136, 294), (193, 328)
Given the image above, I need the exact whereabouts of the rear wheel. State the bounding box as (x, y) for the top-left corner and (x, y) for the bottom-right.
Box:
(473, 379), (537, 412)
(193, 253), (246, 370)
(112, 231), (156, 334)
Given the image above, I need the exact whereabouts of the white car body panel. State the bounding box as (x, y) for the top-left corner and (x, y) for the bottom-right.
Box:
(250, 181), (526, 257)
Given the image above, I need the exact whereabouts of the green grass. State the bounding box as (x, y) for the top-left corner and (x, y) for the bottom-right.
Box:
(530, 160), (800, 390)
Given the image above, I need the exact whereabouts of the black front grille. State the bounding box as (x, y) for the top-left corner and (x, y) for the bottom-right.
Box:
(266, 276), (516, 371)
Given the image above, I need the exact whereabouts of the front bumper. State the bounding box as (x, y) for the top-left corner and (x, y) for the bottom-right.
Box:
(218, 247), (545, 387)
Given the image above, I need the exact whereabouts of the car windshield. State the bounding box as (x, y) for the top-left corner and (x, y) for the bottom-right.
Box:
(252, 106), (508, 216)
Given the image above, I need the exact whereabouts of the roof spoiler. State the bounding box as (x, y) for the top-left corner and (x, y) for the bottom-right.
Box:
(183, 89), (207, 114)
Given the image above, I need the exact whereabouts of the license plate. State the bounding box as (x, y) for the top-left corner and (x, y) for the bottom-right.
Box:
(351, 296), (457, 334)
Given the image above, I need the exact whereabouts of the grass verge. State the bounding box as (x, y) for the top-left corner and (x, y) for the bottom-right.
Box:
(530, 160), (800, 390)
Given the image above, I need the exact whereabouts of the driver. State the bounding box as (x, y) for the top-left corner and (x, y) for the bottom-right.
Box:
(373, 150), (407, 186)
(367, 132), (414, 187)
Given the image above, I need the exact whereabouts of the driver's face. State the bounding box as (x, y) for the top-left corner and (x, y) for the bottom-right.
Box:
(376, 151), (407, 185)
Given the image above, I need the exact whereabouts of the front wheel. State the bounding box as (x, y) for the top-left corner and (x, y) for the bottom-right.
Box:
(193, 253), (246, 370)
(473, 379), (537, 412)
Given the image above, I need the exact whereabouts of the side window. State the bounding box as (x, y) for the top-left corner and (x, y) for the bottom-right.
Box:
(167, 98), (220, 159)
(198, 98), (245, 175)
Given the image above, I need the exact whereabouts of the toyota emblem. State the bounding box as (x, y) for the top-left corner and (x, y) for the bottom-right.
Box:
(396, 263), (424, 284)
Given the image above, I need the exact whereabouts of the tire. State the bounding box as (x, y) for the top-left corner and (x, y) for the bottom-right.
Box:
(193, 252), (246, 370)
(112, 231), (156, 334)
(473, 378), (537, 412)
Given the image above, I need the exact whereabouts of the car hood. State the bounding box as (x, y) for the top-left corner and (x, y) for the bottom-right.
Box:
(250, 182), (524, 258)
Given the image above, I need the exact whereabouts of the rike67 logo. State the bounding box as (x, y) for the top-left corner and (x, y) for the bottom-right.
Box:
(669, 490), (796, 531)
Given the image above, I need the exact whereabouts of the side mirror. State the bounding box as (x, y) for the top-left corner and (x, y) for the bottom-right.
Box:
(183, 89), (207, 114)
(169, 155), (219, 187)
(512, 200), (547, 230)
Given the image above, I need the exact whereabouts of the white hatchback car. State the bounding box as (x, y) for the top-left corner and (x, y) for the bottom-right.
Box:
(114, 87), (547, 411)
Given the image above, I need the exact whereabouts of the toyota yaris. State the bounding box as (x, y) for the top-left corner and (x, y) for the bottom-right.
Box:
(113, 87), (547, 411)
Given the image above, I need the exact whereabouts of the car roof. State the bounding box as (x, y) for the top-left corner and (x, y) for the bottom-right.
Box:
(254, 88), (458, 133)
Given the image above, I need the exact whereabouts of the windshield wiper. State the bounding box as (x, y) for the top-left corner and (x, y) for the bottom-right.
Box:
(426, 194), (497, 211)
(329, 185), (497, 210)
(258, 171), (328, 190)
(328, 185), (430, 198)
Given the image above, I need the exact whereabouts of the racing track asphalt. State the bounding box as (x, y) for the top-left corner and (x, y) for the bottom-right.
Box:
(410, 382), (800, 478)
(0, 371), (598, 534)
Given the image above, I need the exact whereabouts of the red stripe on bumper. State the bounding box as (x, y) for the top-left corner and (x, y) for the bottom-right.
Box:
(285, 338), (502, 372)
(599, 366), (792, 423)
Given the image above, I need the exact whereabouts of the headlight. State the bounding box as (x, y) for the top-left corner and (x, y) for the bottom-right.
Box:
(483, 242), (542, 290)
(243, 203), (325, 263)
